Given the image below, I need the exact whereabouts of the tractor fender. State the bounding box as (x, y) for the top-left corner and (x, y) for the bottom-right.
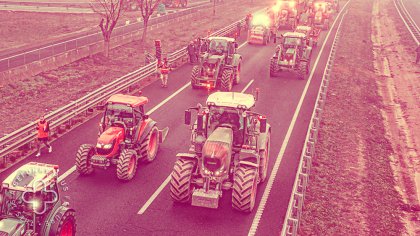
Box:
(258, 125), (271, 151)
(231, 54), (242, 67)
(176, 153), (198, 161)
(136, 119), (157, 144)
(41, 203), (75, 236)
(238, 149), (259, 166)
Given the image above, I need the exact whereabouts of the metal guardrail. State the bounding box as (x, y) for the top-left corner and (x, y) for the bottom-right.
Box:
(0, 3), (214, 72)
(280, 9), (348, 236)
(0, 17), (244, 163)
(394, 0), (420, 45)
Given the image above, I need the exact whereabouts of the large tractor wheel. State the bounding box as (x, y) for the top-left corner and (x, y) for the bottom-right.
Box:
(233, 62), (241, 85)
(75, 144), (95, 175)
(297, 61), (309, 80)
(170, 158), (196, 203)
(117, 149), (138, 181)
(139, 126), (159, 163)
(48, 210), (76, 236)
(270, 58), (278, 77)
(220, 69), (233, 91)
(232, 166), (258, 212)
(191, 65), (200, 89)
(259, 131), (271, 183)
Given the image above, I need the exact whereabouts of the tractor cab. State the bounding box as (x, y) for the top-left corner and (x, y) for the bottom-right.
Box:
(0, 162), (76, 235)
(100, 94), (148, 138)
(207, 37), (237, 57)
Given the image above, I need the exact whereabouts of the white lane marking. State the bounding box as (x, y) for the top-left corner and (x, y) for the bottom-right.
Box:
(137, 175), (172, 214)
(146, 82), (191, 115)
(58, 166), (76, 183)
(137, 79), (255, 214)
(247, 1), (352, 235)
(56, 41), (250, 183)
(241, 79), (254, 93)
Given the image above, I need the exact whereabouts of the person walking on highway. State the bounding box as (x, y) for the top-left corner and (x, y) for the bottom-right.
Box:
(158, 58), (171, 88)
(236, 21), (242, 38)
(187, 41), (196, 64)
(416, 44), (420, 64)
(35, 115), (52, 157)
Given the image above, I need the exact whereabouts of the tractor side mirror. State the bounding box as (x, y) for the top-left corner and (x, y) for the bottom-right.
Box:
(143, 114), (149, 120)
(234, 42), (239, 49)
(259, 116), (267, 133)
(184, 110), (191, 125)
(196, 114), (204, 132)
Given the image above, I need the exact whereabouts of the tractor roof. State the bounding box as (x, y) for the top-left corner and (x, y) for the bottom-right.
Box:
(3, 162), (58, 192)
(283, 32), (307, 38)
(296, 25), (312, 31)
(107, 94), (149, 107)
(206, 92), (255, 109)
(208, 36), (235, 43)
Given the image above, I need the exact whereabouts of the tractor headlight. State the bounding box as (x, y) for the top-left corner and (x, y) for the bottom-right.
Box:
(103, 144), (113, 149)
(96, 143), (113, 149)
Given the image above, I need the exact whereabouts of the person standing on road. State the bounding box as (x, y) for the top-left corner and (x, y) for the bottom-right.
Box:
(187, 41), (196, 64)
(158, 58), (171, 88)
(35, 115), (52, 157)
(236, 21), (242, 38)
(416, 44), (420, 64)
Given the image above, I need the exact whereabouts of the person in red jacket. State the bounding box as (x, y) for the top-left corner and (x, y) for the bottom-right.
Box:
(158, 58), (171, 88)
(35, 115), (52, 157)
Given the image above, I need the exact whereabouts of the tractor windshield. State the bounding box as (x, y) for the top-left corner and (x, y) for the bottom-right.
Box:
(104, 104), (134, 126)
(0, 188), (38, 217)
(284, 36), (302, 46)
(209, 39), (228, 55)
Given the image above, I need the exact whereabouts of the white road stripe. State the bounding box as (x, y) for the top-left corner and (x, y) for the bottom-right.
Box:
(56, 42), (249, 183)
(137, 175), (172, 214)
(137, 79), (255, 215)
(247, 1), (352, 235)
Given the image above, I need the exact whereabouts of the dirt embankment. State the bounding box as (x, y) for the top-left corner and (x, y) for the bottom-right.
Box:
(371, 0), (420, 234)
(299, 0), (408, 235)
(0, 0), (271, 135)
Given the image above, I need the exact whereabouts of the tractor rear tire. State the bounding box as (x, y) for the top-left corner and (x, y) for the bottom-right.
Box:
(170, 158), (196, 203)
(259, 131), (271, 183)
(75, 144), (95, 175)
(220, 69), (233, 91)
(191, 65), (200, 89)
(232, 166), (258, 212)
(297, 61), (308, 80)
(270, 58), (277, 77)
(117, 149), (138, 181)
(139, 126), (159, 163)
(233, 62), (241, 85)
(48, 210), (76, 236)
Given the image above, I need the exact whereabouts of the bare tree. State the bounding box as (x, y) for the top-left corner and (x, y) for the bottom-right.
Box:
(136, 0), (161, 42)
(91, 0), (125, 57)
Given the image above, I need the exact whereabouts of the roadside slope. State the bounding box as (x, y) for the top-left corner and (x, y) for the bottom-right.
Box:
(299, 0), (405, 235)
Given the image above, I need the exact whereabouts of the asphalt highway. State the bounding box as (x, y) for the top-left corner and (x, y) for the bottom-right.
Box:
(0, 4), (349, 235)
(402, 0), (420, 32)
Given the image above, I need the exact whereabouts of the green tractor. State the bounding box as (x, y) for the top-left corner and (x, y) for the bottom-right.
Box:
(191, 37), (242, 91)
(0, 162), (76, 235)
(270, 31), (312, 79)
(170, 92), (271, 212)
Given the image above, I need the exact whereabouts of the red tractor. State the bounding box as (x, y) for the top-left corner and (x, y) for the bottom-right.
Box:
(272, 0), (299, 30)
(76, 94), (168, 181)
(312, 1), (331, 30)
(248, 13), (272, 45)
(295, 25), (320, 47)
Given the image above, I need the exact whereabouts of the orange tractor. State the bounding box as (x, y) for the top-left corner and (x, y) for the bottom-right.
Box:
(76, 94), (169, 181)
